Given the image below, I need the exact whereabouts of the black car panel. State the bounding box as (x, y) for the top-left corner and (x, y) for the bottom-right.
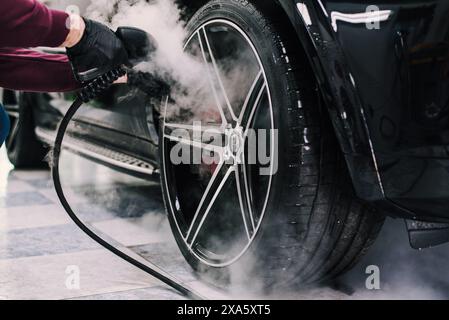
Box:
(33, 82), (160, 166)
(327, 1), (449, 219)
(278, 0), (449, 220)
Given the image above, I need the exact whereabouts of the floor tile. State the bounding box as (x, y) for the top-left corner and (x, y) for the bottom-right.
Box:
(0, 180), (36, 196)
(11, 170), (51, 181)
(37, 188), (90, 206)
(0, 249), (162, 300)
(91, 216), (171, 247)
(24, 178), (54, 190)
(131, 243), (198, 283)
(72, 286), (186, 300)
(0, 224), (100, 260)
(0, 204), (71, 231)
(0, 191), (53, 208)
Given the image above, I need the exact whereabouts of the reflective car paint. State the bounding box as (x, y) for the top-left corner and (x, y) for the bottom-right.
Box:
(279, 0), (449, 220)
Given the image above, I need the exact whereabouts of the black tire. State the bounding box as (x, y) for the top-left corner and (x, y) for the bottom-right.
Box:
(160, 0), (385, 287)
(5, 94), (48, 168)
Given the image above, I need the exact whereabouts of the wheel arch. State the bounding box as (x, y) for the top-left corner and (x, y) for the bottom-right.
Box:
(275, 0), (385, 202)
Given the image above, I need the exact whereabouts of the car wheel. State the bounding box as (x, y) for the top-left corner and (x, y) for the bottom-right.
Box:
(6, 94), (48, 168)
(160, 0), (385, 287)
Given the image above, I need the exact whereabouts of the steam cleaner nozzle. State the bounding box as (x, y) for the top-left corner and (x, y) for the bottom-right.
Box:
(116, 27), (158, 66)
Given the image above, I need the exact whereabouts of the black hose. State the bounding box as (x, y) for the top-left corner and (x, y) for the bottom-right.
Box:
(52, 97), (202, 300)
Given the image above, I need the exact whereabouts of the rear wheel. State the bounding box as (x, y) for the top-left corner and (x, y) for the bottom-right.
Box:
(5, 93), (48, 168)
(160, 0), (384, 286)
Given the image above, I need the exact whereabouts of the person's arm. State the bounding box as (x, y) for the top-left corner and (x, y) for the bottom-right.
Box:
(0, 1), (128, 92)
(0, 0), (85, 92)
(0, 0), (129, 93)
(0, 0), (72, 48)
(0, 48), (79, 92)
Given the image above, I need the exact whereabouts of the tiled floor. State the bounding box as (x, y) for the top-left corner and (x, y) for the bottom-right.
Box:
(1, 146), (449, 300)
(0, 147), (187, 300)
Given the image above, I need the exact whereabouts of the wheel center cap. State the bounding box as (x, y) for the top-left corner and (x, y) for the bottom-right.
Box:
(224, 125), (244, 163)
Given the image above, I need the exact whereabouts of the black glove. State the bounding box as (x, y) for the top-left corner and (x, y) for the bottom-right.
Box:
(67, 18), (129, 83)
(127, 70), (171, 98)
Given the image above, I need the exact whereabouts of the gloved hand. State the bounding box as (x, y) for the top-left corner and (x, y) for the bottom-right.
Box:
(67, 18), (129, 83)
(127, 70), (171, 98)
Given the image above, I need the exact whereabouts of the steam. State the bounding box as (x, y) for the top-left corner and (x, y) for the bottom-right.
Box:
(86, 0), (216, 120)
(339, 218), (449, 300)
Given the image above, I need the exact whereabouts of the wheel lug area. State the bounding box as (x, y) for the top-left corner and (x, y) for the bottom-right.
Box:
(224, 124), (244, 164)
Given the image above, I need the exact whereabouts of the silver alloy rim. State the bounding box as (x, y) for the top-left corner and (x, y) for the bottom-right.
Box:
(162, 19), (275, 267)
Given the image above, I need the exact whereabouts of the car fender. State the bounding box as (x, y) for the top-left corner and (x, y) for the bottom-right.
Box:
(276, 0), (384, 201)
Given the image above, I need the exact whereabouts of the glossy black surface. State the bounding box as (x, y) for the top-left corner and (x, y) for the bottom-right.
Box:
(279, 0), (449, 220)
(279, 0), (386, 202)
(25, 0), (449, 221)
(31, 84), (160, 168)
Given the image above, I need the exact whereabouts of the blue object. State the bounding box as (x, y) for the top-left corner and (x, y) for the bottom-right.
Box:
(0, 103), (11, 148)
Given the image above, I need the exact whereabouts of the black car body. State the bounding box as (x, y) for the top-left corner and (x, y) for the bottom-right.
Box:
(288, 0), (449, 222)
(3, 0), (449, 283)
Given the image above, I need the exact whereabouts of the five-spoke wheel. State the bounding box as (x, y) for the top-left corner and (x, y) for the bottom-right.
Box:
(162, 20), (274, 267)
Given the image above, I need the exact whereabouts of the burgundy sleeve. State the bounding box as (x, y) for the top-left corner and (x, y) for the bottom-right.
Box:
(0, 48), (80, 92)
(0, 0), (70, 48)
